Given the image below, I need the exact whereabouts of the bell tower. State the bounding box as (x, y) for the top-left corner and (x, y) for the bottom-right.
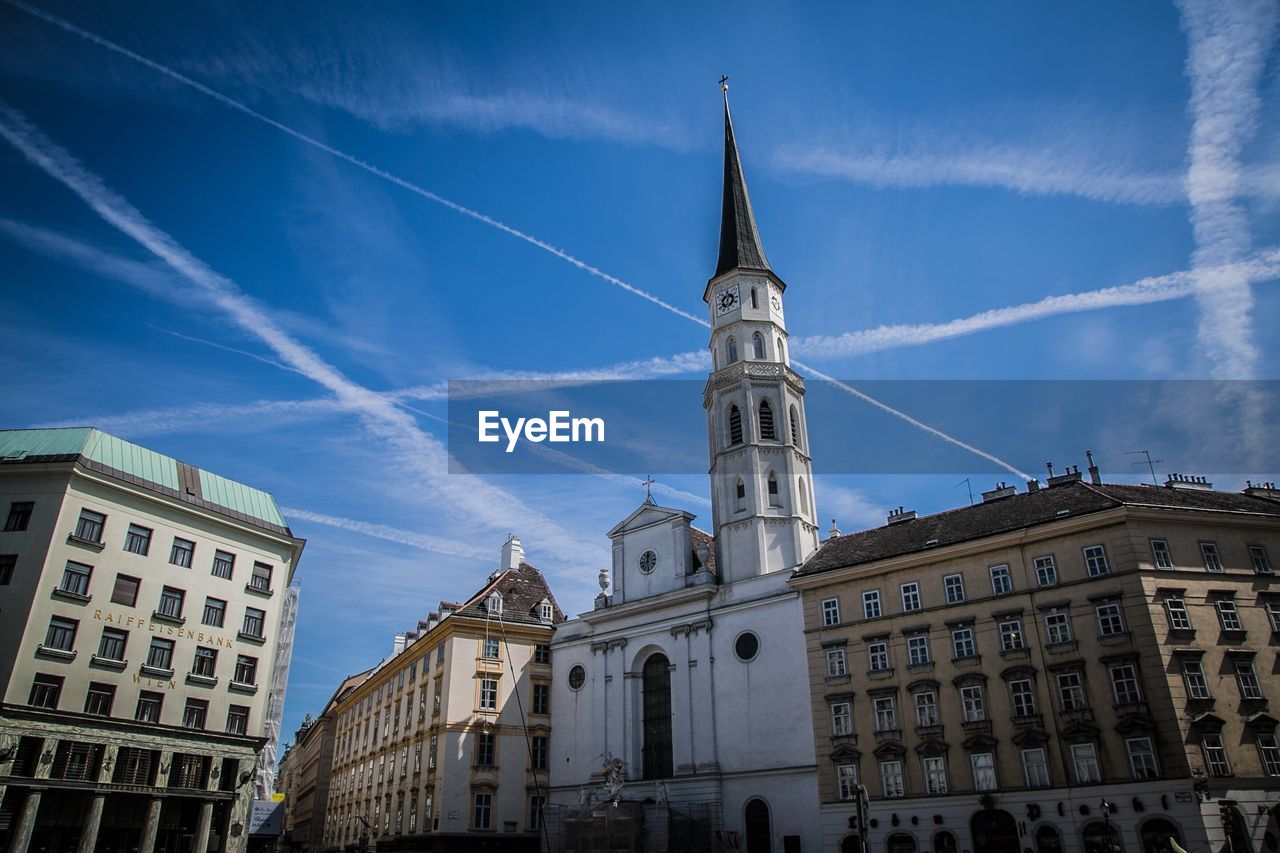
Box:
(703, 82), (819, 582)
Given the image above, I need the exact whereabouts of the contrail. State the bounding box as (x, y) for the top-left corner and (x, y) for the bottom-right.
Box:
(280, 507), (492, 560)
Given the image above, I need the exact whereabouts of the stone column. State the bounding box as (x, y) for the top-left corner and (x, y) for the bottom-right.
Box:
(7, 788), (43, 853)
(76, 794), (106, 853)
(138, 796), (163, 853)
(192, 801), (214, 853)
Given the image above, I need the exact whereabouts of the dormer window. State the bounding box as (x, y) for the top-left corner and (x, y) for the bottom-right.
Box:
(487, 592), (502, 615)
(537, 599), (553, 622)
(752, 333), (765, 359)
(726, 337), (738, 364)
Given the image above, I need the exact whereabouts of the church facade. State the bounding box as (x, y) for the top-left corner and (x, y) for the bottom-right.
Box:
(545, 89), (821, 852)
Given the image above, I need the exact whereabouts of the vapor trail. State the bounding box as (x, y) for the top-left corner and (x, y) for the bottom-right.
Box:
(279, 507), (492, 560)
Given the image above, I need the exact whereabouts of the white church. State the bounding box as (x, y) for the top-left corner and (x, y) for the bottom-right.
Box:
(546, 87), (822, 853)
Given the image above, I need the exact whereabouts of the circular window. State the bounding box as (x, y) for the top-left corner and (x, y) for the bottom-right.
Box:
(734, 631), (760, 662)
(568, 664), (586, 690)
(639, 550), (658, 574)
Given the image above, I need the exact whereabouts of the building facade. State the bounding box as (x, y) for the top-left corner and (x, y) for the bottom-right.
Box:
(322, 536), (561, 853)
(0, 427), (305, 853)
(791, 469), (1280, 853)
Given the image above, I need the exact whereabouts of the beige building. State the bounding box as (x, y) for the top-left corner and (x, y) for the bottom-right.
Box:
(791, 467), (1280, 853)
(322, 535), (561, 853)
(0, 427), (305, 853)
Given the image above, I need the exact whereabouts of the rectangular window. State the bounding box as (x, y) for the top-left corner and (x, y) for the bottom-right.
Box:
(900, 582), (921, 612)
(193, 647), (217, 678)
(29, 673), (63, 708)
(1056, 671), (1086, 711)
(923, 755), (948, 794)
(534, 643), (551, 664)
(146, 638), (174, 671)
(1110, 663), (1143, 705)
(169, 538), (194, 568)
(1127, 736), (1160, 780)
(473, 792), (493, 830)
(862, 590), (882, 619)
(528, 794), (546, 831)
(135, 691), (163, 723)
(999, 619), (1024, 651)
(202, 597), (226, 627)
(1096, 601), (1126, 636)
(1022, 747), (1051, 788)
(4, 501), (33, 531)
(1201, 542), (1224, 573)
(60, 561), (92, 596)
(907, 634), (930, 665)
(250, 562), (273, 591)
(84, 682), (115, 716)
(990, 564), (1012, 595)
(873, 696), (897, 731)
(960, 684), (986, 722)
(429, 734), (438, 769)
(951, 627), (976, 659)
(1258, 734), (1280, 776)
(1165, 597), (1192, 631)
(111, 574), (140, 606)
(822, 597), (841, 626)
(837, 764), (860, 800)
(867, 642), (889, 672)
(880, 759), (905, 798)
(944, 574), (965, 604)
(479, 678), (498, 710)
(831, 701), (853, 736)
(1182, 659), (1211, 699)
(234, 655), (258, 686)
(0, 553), (14, 585)
(183, 699), (208, 729)
(97, 628), (127, 662)
(1251, 545), (1274, 574)
(1034, 555), (1058, 587)
(1216, 600), (1243, 631)
(1235, 659), (1263, 700)
(157, 587), (184, 619)
(242, 607), (265, 638)
(44, 616), (77, 651)
(482, 637), (500, 659)
(971, 752), (997, 791)
(211, 549), (235, 579)
(1151, 539), (1174, 569)
(914, 691), (939, 727)
(74, 509), (105, 543)
(531, 735), (548, 770)
(1044, 609), (1073, 645)
(826, 647), (848, 677)
(1071, 742), (1101, 783)
(474, 732), (495, 767)
(1203, 734), (1231, 776)
(124, 524), (152, 555)
(1267, 601), (1280, 633)
(1009, 679), (1037, 717)
(1084, 545), (1110, 577)
(532, 683), (550, 715)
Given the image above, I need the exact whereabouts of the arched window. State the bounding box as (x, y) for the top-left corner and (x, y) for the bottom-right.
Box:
(728, 405), (744, 445)
(789, 405), (801, 448)
(752, 332), (765, 359)
(759, 399), (776, 440)
(750, 288), (759, 309)
(798, 477), (809, 515)
(767, 472), (781, 507)
(642, 654), (673, 779)
(1082, 822), (1123, 853)
(735, 478), (747, 512)
(745, 798), (772, 853)
(727, 337), (738, 364)
(778, 337), (786, 361)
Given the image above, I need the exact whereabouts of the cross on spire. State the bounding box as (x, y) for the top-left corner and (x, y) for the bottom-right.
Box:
(642, 475), (656, 504)
(719, 74), (729, 91)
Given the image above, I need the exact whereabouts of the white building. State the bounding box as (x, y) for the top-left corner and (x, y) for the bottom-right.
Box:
(546, 87), (821, 853)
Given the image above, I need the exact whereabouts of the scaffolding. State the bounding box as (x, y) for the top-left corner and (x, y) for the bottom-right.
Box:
(256, 582), (300, 799)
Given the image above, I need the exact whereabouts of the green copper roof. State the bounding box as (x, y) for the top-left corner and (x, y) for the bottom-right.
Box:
(0, 427), (288, 533)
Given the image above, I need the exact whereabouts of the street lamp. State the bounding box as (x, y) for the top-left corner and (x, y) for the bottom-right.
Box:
(1100, 800), (1118, 853)
(856, 784), (870, 853)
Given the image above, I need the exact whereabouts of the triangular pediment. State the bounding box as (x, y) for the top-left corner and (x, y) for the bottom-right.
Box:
(608, 501), (696, 538)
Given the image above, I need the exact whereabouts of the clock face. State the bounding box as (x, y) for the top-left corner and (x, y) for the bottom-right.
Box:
(770, 294), (782, 311)
(639, 550), (657, 574)
(715, 284), (741, 316)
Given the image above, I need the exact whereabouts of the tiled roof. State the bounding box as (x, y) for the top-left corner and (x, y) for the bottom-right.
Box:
(715, 94), (772, 279)
(797, 480), (1280, 577)
(690, 527), (718, 576)
(454, 562), (565, 627)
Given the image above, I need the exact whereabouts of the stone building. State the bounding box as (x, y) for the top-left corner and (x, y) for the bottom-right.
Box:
(790, 467), (1280, 853)
(0, 427), (305, 853)
(322, 536), (561, 852)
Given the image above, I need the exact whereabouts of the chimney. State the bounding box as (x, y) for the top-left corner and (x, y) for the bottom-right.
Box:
(1027, 479), (1042, 493)
(1165, 473), (1213, 491)
(1244, 481), (1280, 500)
(1086, 450), (1102, 485)
(829, 518), (842, 539)
(887, 506), (917, 525)
(392, 633), (406, 657)
(1048, 465), (1083, 488)
(981, 482), (1017, 502)
(500, 534), (525, 570)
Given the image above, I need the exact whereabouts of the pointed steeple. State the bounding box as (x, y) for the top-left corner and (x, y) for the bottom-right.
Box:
(715, 83), (772, 278)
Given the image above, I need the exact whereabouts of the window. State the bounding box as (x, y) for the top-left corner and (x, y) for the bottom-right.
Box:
(1258, 734), (1280, 776)
(433, 682), (442, 712)
(1151, 539), (1174, 569)
(907, 634), (930, 665)
(944, 574), (965, 603)
(923, 756), (948, 794)
(831, 701), (853, 736)
(124, 524), (152, 555)
(474, 731), (495, 766)
(960, 684), (986, 721)
(482, 638), (500, 659)
(1022, 747), (1051, 788)
(1203, 734), (1231, 776)
(534, 643), (551, 664)
(880, 759), (905, 798)
(157, 587), (184, 620)
(1126, 736), (1159, 780)
(1109, 663), (1142, 704)
(183, 698), (207, 729)
(74, 509), (105, 543)
(821, 598), (841, 626)
(97, 628), (127, 662)
(111, 574), (139, 606)
(146, 638), (174, 671)
(29, 673), (62, 708)
(0, 553), (13, 584)
(759, 399), (776, 440)
(169, 538), (194, 568)
(901, 582), (921, 612)
(726, 336), (738, 364)
(1071, 742), (1101, 783)
(867, 642), (889, 672)
(951, 627), (976, 659)
(193, 647), (217, 678)
(971, 752), (997, 791)
(486, 591), (502, 614)
(211, 549), (235, 579)
(473, 792), (493, 830)
(1096, 601), (1126, 636)
(837, 764), (860, 800)
(530, 734), (548, 770)
(1044, 608), (1073, 644)
(234, 655), (258, 686)
(4, 501), (33, 531)
(60, 561), (92, 596)
(429, 734), (438, 769)
(826, 648), (848, 677)
(250, 562), (273, 591)
(734, 478), (747, 511)
(1235, 659), (1263, 700)
(1083, 545), (1110, 577)
(1266, 601), (1280, 632)
(528, 794), (546, 831)
(862, 590), (882, 619)
(1165, 597), (1192, 631)
(44, 616), (77, 651)
(1251, 545), (1274, 574)
(990, 564), (1012, 595)
(84, 682), (115, 716)
(1033, 555), (1058, 587)
(532, 683), (550, 715)
(242, 607), (265, 638)
(1201, 542), (1224, 572)
(1009, 679), (1036, 717)
(914, 691), (939, 727)
(1057, 671), (1086, 711)
(873, 696), (897, 731)
(1182, 659), (1210, 699)
(136, 691), (163, 723)
(789, 406), (801, 448)
(1216, 599), (1243, 631)
(539, 600), (554, 621)
(752, 331), (765, 358)
(728, 405), (743, 445)
(999, 619), (1025, 651)
(479, 678), (498, 710)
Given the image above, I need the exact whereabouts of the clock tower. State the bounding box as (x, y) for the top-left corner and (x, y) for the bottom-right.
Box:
(703, 85), (819, 582)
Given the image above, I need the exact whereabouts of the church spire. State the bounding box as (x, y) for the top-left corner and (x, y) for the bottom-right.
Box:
(715, 80), (772, 279)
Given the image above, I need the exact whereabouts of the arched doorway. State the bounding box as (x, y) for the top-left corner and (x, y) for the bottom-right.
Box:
(887, 833), (917, 853)
(1037, 824), (1064, 853)
(1140, 819), (1182, 853)
(841, 835), (860, 853)
(1083, 821), (1123, 853)
(971, 810), (1019, 853)
(1222, 805), (1255, 853)
(935, 830), (959, 853)
(745, 798), (771, 853)
(641, 653), (672, 779)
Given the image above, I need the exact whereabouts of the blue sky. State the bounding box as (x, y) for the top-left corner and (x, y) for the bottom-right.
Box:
(1, 1), (1278, 742)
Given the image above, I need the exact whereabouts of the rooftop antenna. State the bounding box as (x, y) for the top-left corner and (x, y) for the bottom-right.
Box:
(955, 477), (974, 505)
(1125, 450), (1161, 486)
